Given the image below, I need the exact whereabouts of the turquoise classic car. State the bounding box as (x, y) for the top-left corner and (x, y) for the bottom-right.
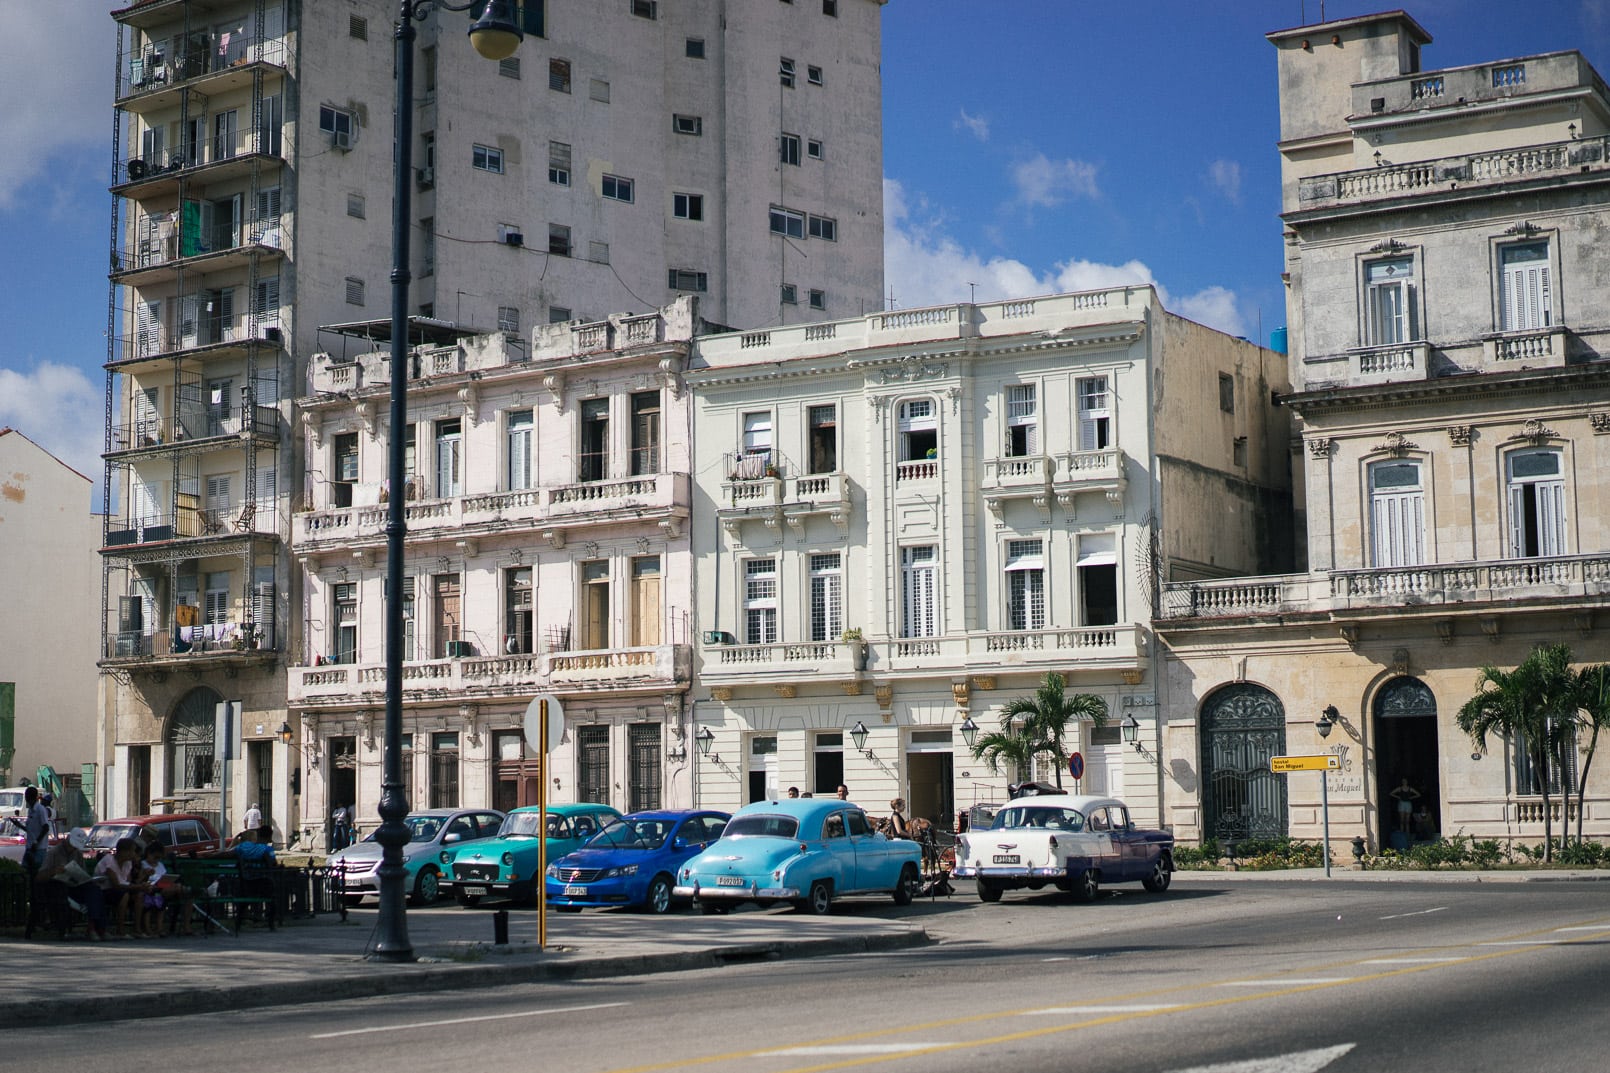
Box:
(672, 798), (923, 914)
(440, 802), (622, 906)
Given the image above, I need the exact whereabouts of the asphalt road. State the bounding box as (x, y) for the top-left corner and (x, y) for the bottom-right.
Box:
(14, 878), (1610, 1072)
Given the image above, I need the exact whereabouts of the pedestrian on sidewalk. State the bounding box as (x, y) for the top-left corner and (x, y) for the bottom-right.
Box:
(243, 802), (263, 834)
(21, 786), (51, 938)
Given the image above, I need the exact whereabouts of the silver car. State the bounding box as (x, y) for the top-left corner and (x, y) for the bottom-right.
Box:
(328, 808), (505, 905)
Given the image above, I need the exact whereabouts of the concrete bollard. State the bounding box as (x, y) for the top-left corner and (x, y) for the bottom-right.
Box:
(493, 909), (509, 945)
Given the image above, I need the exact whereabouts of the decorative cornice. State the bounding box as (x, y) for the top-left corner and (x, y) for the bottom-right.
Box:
(1306, 437), (1332, 458)
(874, 683), (893, 710)
(1447, 424), (1473, 446)
(1592, 413), (1610, 435)
(773, 684), (797, 699)
(1282, 363), (1610, 415)
(1370, 431), (1418, 457)
(709, 686), (733, 703)
(1514, 418), (1557, 445)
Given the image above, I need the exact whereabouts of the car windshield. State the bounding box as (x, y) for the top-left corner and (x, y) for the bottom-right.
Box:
(498, 812), (564, 838)
(723, 814), (799, 839)
(586, 818), (671, 850)
(360, 815), (444, 844)
(990, 806), (1086, 832)
(86, 824), (141, 848)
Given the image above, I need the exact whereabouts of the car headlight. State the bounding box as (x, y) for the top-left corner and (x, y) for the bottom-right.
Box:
(546, 863), (559, 878)
(501, 851), (514, 867)
(603, 864), (638, 879)
(439, 851), (451, 866)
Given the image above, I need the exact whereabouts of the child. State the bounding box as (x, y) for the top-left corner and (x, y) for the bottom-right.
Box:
(132, 840), (174, 937)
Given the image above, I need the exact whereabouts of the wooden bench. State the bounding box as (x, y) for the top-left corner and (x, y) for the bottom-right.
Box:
(169, 858), (277, 935)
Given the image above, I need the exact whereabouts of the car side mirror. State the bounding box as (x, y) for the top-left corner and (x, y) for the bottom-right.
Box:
(673, 837), (689, 851)
(443, 833), (463, 844)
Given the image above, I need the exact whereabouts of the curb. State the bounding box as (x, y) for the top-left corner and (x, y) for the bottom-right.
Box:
(1170, 869), (1610, 883)
(0, 927), (931, 1028)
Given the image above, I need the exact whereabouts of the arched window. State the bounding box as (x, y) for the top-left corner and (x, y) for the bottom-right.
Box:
(168, 686), (222, 791)
(897, 398), (937, 462)
(1199, 684), (1287, 842)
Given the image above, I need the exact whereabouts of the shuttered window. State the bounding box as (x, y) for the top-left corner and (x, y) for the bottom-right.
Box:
(901, 546), (938, 638)
(1500, 242), (1551, 332)
(1507, 449), (1566, 558)
(1369, 461), (1426, 568)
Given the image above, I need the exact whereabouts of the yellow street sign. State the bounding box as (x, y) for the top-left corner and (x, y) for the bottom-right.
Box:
(1270, 754), (1341, 773)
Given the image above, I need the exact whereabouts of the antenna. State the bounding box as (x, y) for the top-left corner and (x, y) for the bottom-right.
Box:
(967, 282), (977, 304)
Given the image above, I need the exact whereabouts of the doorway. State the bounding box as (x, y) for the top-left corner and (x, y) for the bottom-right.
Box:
(493, 730), (543, 812)
(905, 732), (953, 828)
(327, 736), (357, 847)
(1372, 677), (1441, 847)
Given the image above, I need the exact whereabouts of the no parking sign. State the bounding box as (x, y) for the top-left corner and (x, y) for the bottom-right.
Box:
(1068, 751), (1085, 781)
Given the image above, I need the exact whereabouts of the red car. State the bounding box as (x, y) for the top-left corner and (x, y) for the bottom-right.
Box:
(83, 814), (225, 859)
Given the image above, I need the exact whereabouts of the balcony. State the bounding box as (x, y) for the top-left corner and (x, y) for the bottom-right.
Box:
(103, 614), (278, 666)
(1159, 573), (1333, 619)
(111, 223), (285, 288)
(1347, 341), (1431, 387)
(1051, 449), (1125, 511)
(306, 335), (523, 395)
(716, 472), (852, 538)
(107, 403), (279, 459)
(982, 455), (1053, 518)
(1350, 52), (1600, 124)
(109, 319), (282, 375)
(117, 34), (288, 115)
(1482, 326), (1568, 369)
(114, 127), (284, 200)
(293, 472), (692, 549)
(288, 643), (692, 707)
(103, 500), (279, 556)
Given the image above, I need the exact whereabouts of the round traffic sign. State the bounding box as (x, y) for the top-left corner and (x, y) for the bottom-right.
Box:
(523, 693), (566, 753)
(1068, 751), (1085, 781)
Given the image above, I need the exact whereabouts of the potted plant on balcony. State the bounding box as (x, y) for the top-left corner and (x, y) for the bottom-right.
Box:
(841, 628), (867, 671)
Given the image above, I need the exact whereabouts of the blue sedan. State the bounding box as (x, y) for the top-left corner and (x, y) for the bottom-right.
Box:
(673, 798), (923, 915)
(545, 810), (731, 914)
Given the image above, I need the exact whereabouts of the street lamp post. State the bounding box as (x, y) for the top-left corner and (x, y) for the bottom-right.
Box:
(375, 0), (523, 963)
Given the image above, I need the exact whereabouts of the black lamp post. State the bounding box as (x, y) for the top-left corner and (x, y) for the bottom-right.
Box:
(849, 721), (870, 755)
(1317, 704), (1338, 740)
(375, 0), (523, 963)
(1120, 714), (1140, 748)
(959, 716), (978, 749)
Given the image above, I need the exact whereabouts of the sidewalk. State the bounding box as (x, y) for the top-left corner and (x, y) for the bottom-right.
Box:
(0, 904), (930, 1027)
(1171, 866), (1610, 883)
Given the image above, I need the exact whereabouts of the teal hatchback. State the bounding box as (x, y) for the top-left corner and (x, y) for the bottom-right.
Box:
(441, 802), (622, 906)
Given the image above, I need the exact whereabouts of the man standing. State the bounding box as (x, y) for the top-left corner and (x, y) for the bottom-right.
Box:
(21, 786), (50, 938)
(243, 802), (263, 834)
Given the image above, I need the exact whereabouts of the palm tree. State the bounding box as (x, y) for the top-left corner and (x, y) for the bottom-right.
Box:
(969, 722), (1039, 786)
(991, 672), (1109, 790)
(1573, 663), (1610, 847)
(1456, 644), (1578, 862)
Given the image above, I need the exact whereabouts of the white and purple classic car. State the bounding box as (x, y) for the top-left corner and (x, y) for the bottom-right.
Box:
(952, 794), (1174, 903)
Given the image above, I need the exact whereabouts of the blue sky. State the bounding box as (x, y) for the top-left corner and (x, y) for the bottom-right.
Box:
(2, 1), (1606, 507)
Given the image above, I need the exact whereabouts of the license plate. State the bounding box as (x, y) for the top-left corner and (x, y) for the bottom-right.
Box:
(992, 854), (1020, 864)
(716, 876), (745, 887)
(563, 885), (588, 897)
(463, 885), (489, 896)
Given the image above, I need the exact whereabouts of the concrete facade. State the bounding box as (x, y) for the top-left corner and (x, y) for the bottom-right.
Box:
(1157, 11), (1610, 854)
(687, 290), (1290, 829)
(0, 430), (101, 819)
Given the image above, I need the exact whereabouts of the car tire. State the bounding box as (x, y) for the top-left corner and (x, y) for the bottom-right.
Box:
(795, 880), (832, 915)
(892, 864), (919, 906)
(342, 894), (366, 909)
(555, 904), (583, 913)
(976, 879), (1003, 903)
(455, 892), (482, 908)
(410, 867), (440, 906)
(1071, 868), (1099, 903)
(1142, 853), (1173, 894)
(699, 901), (730, 915)
(643, 874), (674, 915)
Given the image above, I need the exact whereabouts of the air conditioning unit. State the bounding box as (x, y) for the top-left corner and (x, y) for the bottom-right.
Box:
(416, 165), (434, 187)
(701, 630), (735, 646)
(446, 640), (474, 658)
(503, 230), (524, 248)
(126, 158), (148, 181)
(331, 129), (352, 151)
(261, 325), (283, 344)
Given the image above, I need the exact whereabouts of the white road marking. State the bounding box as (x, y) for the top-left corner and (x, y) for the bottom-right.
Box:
(1553, 925), (1610, 932)
(1360, 957), (1467, 964)
(309, 1001), (629, 1039)
(1478, 940), (1575, 946)
(1167, 1043), (1355, 1073)
(1041, 956), (1071, 962)
(1023, 1004), (1183, 1014)
(1379, 906), (1447, 920)
(1219, 979), (1354, 987)
(759, 1044), (956, 1056)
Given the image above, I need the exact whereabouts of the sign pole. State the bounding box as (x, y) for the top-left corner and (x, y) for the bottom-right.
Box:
(1320, 767), (1332, 879)
(537, 698), (548, 952)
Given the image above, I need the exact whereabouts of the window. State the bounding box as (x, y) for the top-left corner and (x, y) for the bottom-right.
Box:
(809, 553), (843, 642)
(744, 559), (779, 645)
(579, 397), (609, 481)
(668, 268), (708, 292)
(332, 432), (359, 507)
(1077, 376), (1111, 451)
(590, 78), (611, 103)
(1369, 460), (1425, 568)
(318, 105), (353, 148)
(781, 283), (798, 305)
(349, 14), (368, 39)
(1515, 718), (1577, 797)
(549, 306), (572, 323)
(1218, 373), (1235, 414)
(419, 130), (435, 184)
(429, 733), (459, 809)
(631, 391), (660, 475)
(901, 546), (939, 638)
(780, 57), (796, 88)
(435, 418), (462, 498)
(497, 305), (520, 333)
(1005, 539), (1046, 631)
(808, 404), (837, 473)
(581, 560), (610, 649)
(808, 215), (837, 241)
(420, 217), (434, 276)
(674, 114), (703, 135)
(1507, 449), (1566, 558)
(549, 59), (572, 92)
(823, 0), (838, 14)
(1006, 384), (1038, 456)
(1077, 535), (1118, 626)
(808, 65), (823, 85)
(577, 725), (610, 805)
(203, 569), (231, 626)
(1233, 437), (1248, 467)
(602, 174), (634, 202)
(344, 277), (365, 306)
(333, 582), (358, 664)
(1364, 256), (1418, 345)
(549, 141), (571, 186)
(770, 206), (805, 237)
(432, 573), (461, 657)
(549, 223), (572, 257)
(686, 37), (705, 58)
(421, 46), (437, 92)
(505, 568), (533, 654)
(472, 144), (504, 173)
(807, 138), (823, 160)
(630, 556), (661, 646)
(809, 289), (826, 310)
(588, 240), (610, 263)
(506, 408), (533, 489)
(521, 0), (546, 37)
(742, 411), (773, 459)
(813, 733), (843, 797)
(898, 399), (937, 461)
(346, 193), (365, 219)
(499, 56), (521, 78)
(673, 192), (704, 220)
(780, 133), (801, 166)
(1500, 241), (1551, 332)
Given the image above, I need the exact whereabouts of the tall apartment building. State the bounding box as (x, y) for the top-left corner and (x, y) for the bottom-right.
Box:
(98, 0), (885, 841)
(1157, 11), (1610, 851)
(687, 289), (1291, 828)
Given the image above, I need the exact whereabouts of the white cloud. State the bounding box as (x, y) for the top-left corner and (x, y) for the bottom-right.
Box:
(0, 5), (116, 209)
(0, 361), (106, 500)
(1206, 158), (1243, 203)
(883, 178), (1250, 339)
(955, 109), (990, 142)
(1012, 153), (1100, 207)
